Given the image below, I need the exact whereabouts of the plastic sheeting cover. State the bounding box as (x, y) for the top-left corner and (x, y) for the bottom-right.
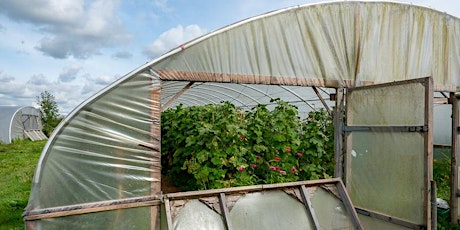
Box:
(348, 132), (425, 224)
(309, 187), (354, 229)
(358, 214), (411, 230)
(151, 1), (460, 92)
(172, 200), (226, 230)
(33, 206), (151, 230)
(161, 81), (334, 115)
(26, 71), (161, 213)
(0, 106), (43, 144)
(347, 82), (425, 126)
(346, 79), (429, 226)
(164, 186), (357, 230)
(229, 191), (313, 230)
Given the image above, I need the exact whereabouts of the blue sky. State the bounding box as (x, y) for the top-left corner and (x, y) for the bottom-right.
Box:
(0, 0), (459, 114)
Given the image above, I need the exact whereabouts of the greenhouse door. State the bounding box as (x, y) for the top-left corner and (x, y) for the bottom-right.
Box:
(344, 77), (433, 229)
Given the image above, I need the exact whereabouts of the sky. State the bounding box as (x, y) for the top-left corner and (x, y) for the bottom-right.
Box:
(0, 0), (459, 115)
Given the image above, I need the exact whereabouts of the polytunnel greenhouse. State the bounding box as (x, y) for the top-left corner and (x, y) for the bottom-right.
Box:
(22, 1), (460, 229)
(0, 106), (47, 144)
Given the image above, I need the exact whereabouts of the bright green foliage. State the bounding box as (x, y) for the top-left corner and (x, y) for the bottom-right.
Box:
(36, 91), (62, 136)
(433, 152), (460, 229)
(0, 140), (45, 230)
(434, 152), (451, 202)
(161, 99), (334, 191)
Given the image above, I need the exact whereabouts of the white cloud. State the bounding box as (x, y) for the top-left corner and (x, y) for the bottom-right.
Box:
(112, 51), (133, 59)
(59, 66), (82, 82)
(0, 71), (14, 82)
(154, 0), (173, 13)
(0, 0), (132, 59)
(143, 24), (206, 58)
(27, 74), (50, 85)
(0, 0), (84, 25)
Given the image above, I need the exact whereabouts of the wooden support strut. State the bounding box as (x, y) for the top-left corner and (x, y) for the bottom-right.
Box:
(23, 195), (163, 221)
(162, 81), (194, 111)
(219, 193), (233, 230)
(164, 198), (173, 230)
(355, 207), (424, 229)
(299, 185), (321, 229)
(337, 180), (362, 230)
(312, 86), (332, 115)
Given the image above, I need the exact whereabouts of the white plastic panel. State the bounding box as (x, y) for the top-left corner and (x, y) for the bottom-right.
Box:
(173, 200), (226, 230)
(309, 186), (354, 229)
(358, 214), (411, 230)
(26, 71), (160, 212)
(35, 207), (151, 230)
(346, 78), (431, 227)
(348, 131), (425, 223)
(229, 191), (313, 230)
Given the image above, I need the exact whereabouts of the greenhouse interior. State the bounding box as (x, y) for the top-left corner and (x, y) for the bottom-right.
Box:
(22, 1), (460, 229)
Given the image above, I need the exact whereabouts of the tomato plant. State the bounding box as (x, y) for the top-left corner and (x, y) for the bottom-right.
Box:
(161, 99), (334, 191)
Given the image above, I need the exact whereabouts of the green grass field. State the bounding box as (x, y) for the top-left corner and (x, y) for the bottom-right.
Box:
(0, 140), (45, 230)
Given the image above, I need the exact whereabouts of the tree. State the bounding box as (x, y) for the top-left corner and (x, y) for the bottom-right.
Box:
(37, 91), (62, 136)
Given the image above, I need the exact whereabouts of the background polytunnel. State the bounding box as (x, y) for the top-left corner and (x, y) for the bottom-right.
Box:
(0, 106), (47, 144)
(23, 1), (460, 229)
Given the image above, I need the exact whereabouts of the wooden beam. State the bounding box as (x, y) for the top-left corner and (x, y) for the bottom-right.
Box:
(334, 88), (344, 179)
(23, 195), (162, 221)
(219, 193), (233, 230)
(162, 81), (194, 110)
(355, 207), (423, 229)
(150, 80), (162, 230)
(434, 97), (449, 104)
(299, 185), (321, 229)
(155, 70), (458, 92)
(312, 86), (331, 115)
(424, 77), (434, 229)
(164, 198), (173, 230)
(337, 180), (362, 230)
(165, 178), (341, 200)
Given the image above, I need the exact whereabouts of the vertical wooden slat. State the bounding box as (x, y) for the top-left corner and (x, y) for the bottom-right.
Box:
(299, 185), (321, 229)
(334, 88), (345, 179)
(150, 78), (162, 230)
(218, 193), (233, 230)
(451, 93), (459, 223)
(431, 180), (437, 229)
(424, 78), (433, 230)
(164, 198), (173, 230)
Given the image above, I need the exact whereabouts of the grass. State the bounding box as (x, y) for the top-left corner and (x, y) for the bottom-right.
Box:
(0, 140), (45, 230)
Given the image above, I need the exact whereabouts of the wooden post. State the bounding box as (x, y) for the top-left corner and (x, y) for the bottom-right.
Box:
(451, 93), (459, 223)
(424, 78), (433, 230)
(431, 180), (437, 229)
(334, 88), (344, 179)
(150, 77), (162, 229)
